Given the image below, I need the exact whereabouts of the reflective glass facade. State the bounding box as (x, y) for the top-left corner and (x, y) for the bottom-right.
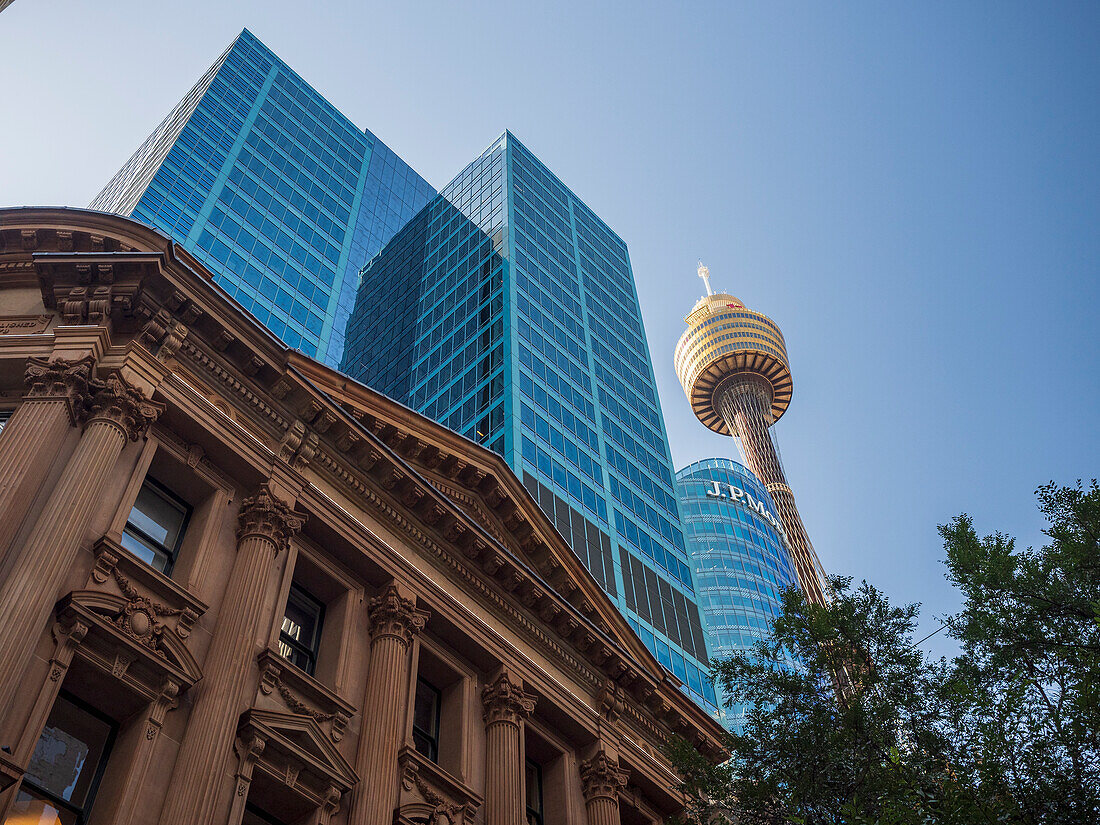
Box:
(343, 133), (716, 711)
(676, 457), (798, 730)
(90, 29), (433, 367)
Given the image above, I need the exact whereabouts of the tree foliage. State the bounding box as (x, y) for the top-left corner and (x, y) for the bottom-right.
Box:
(667, 481), (1100, 825)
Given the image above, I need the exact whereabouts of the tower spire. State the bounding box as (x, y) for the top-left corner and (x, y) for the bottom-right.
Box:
(697, 260), (714, 296)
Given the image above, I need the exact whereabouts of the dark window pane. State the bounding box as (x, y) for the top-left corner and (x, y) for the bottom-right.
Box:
(412, 678), (440, 763)
(121, 479), (190, 575)
(525, 760), (543, 825)
(242, 803), (289, 825)
(10, 693), (116, 825)
(24, 696), (112, 806)
(278, 584), (324, 675)
(128, 483), (186, 548)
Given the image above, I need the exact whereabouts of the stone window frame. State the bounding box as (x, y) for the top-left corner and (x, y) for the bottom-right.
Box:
(523, 716), (583, 825)
(14, 689), (118, 825)
(104, 429), (232, 594)
(278, 581), (326, 677)
(268, 537), (361, 695)
(406, 636), (477, 787)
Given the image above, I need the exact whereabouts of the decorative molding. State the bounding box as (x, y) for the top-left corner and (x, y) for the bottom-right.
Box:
(256, 650), (352, 742)
(481, 671), (536, 727)
(89, 537), (207, 641)
(580, 751), (630, 802)
(179, 339), (288, 432)
(236, 709), (358, 812)
(24, 353), (96, 423)
(237, 484), (305, 555)
(367, 584), (428, 647)
(0, 314), (51, 335)
(398, 747), (481, 825)
(597, 679), (626, 725)
(83, 372), (164, 441)
(277, 420), (318, 468)
(138, 308), (188, 360)
(310, 443), (609, 695)
(105, 565), (196, 656)
(430, 477), (510, 546)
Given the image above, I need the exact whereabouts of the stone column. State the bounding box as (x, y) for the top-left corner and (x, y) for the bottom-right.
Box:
(157, 486), (304, 825)
(348, 584), (427, 825)
(481, 670), (536, 825)
(579, 751), (629, 825)
(0, 355), (94, 566)
(0, 372), (162, 723)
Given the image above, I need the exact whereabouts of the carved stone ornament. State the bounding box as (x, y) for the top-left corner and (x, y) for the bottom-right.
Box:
(596, 679), (626, 725)
(24, 354), (96, 421)
(236, 484), (306, 555)
(83, 372), (164, 441)
(107, 567), (189, 658)
(400, 761), (477, 825)
(480, 671), (536, 726)
(367, 584), (428, 646)
(0, 314), (52, 335)
(138, 309), (188, 360)
(579, 751), (629, 802)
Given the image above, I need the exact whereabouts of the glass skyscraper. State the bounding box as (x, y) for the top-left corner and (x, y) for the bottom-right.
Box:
(676, 457), (798, 730)
(342, 132), (716, 712)
(90, 29), (434, 367)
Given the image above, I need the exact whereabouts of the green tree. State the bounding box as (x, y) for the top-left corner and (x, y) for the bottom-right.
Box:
(940, 480), (1100, 824)
(667, 481), (1100, 825)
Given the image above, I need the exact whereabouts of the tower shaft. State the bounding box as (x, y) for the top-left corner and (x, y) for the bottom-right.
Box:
(715, 375), (827, 606)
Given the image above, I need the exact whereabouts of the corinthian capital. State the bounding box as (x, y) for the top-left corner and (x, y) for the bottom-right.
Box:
(236, 484), (305, 555)
(83, 372), (164, 441)
(367, 584), (428, 646)
(579, 751), (629, 802)
(24, 354), (96, 423)
(481, 670), (536, 726)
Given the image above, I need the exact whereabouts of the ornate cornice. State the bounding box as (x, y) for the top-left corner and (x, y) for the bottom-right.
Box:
(236, 484), (305, 555)
(580, 751), (629, 802)
(481, 671), (536, 726)
(429, 477), (509, 545)
(367, 584), (428, 646)
(180, 339), (288, 432)
(83, 372), (164, 441)
(24, 354), (96, 423)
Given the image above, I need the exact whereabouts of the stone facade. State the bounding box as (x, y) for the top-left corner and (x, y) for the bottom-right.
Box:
(0, 208), (724, 824)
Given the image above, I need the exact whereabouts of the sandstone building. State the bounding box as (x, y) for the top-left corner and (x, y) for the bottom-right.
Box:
(0, 207), (723, 825)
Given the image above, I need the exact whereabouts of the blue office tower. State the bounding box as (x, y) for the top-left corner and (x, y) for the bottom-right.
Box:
(90, 29), (434, 366)
(676, 458), (799, 730)
(342, 132), (717, 712)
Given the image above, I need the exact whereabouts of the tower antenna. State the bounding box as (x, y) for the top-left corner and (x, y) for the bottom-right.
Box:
(697, 260), (714, 296)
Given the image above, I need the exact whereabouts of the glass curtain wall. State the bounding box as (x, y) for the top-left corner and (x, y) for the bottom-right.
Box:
(343, 133), (715, 712)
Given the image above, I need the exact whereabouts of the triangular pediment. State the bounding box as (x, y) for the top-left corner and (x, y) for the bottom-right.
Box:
(238, 708), (357, 791)
(60, 590), (203, 686)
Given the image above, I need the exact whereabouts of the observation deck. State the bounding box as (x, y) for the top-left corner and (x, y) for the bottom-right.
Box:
(674, 293), (793, 436)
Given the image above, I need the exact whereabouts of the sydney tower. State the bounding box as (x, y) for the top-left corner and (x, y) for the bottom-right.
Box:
(674, 264), (828, 606)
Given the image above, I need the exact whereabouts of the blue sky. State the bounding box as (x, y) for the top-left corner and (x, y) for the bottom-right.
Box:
(2, 1), (1097, 657)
